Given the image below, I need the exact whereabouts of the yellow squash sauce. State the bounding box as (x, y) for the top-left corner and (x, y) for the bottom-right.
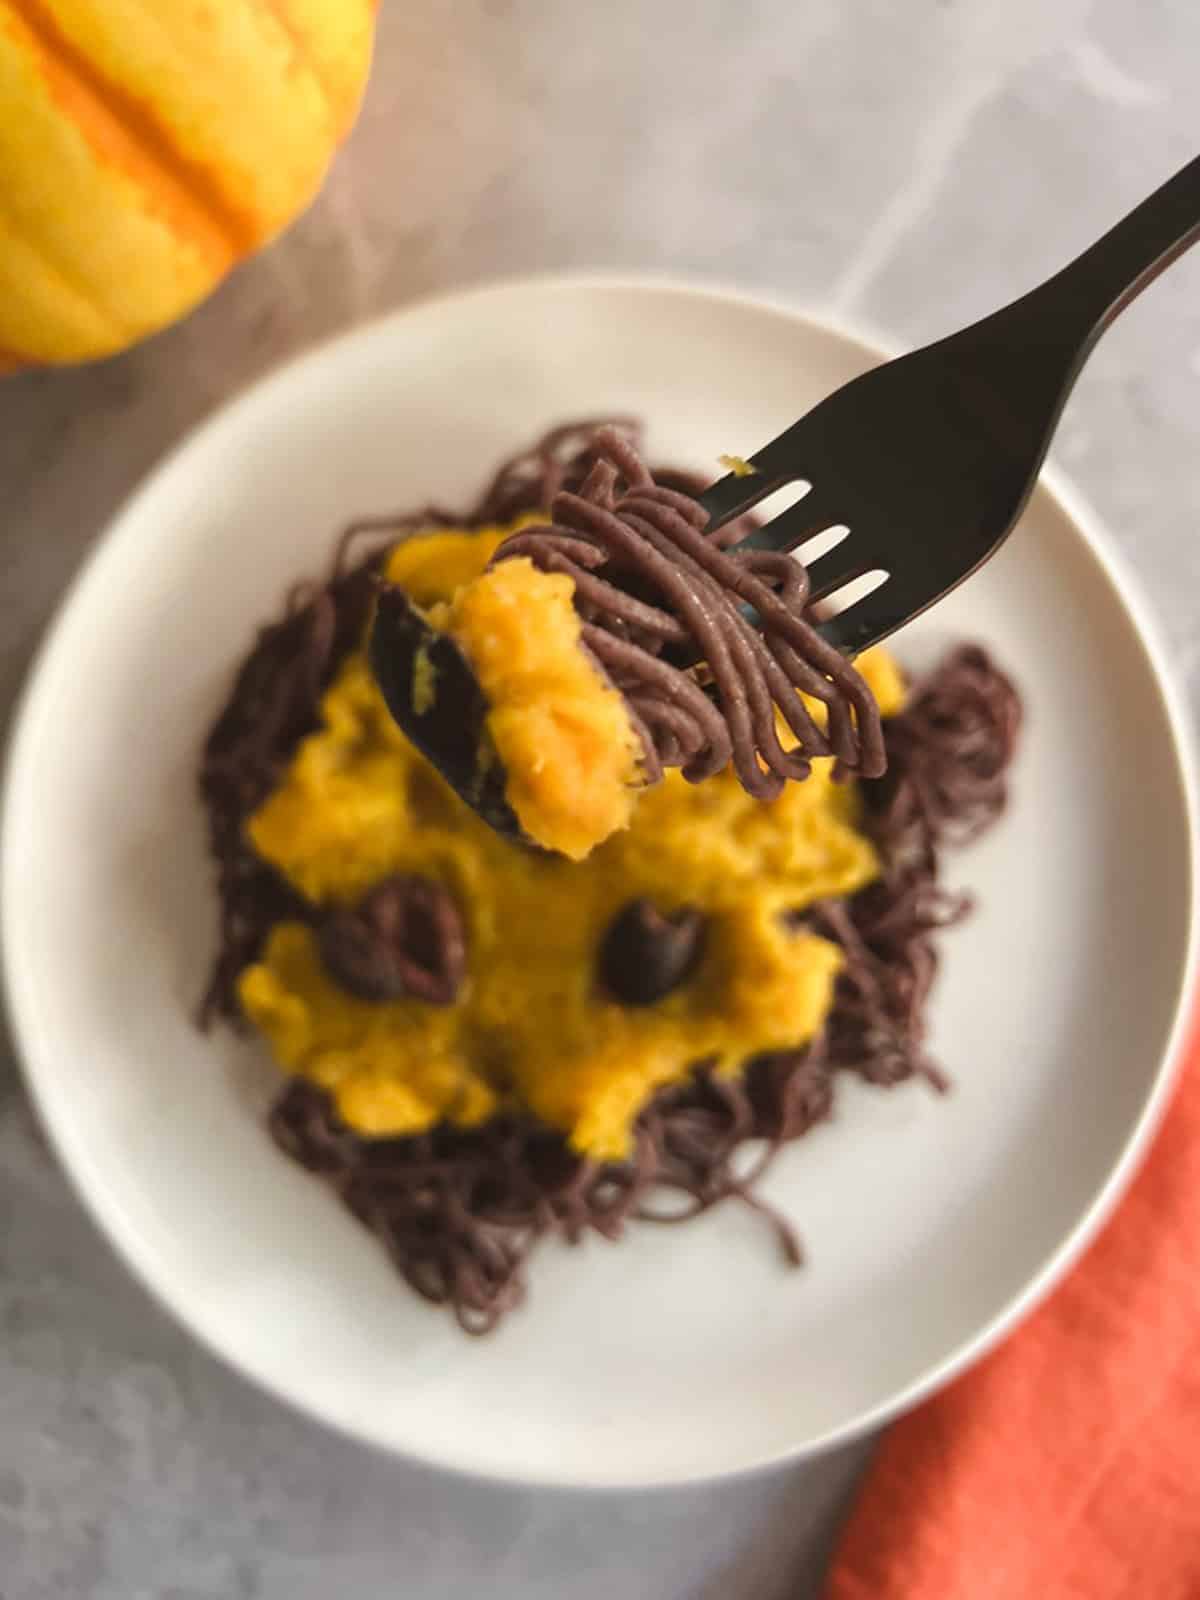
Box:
(433, 557), (644, 862)
(239, 522), (905, 1162)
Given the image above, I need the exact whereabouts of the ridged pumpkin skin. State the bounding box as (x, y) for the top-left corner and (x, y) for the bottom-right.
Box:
(0, 0), (376, 366)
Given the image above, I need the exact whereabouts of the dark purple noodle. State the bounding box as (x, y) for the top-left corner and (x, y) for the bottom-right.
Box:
(494, 426), (885, 796)
(198, 423), (1021, 1334)
(198, 419), (679, 1026)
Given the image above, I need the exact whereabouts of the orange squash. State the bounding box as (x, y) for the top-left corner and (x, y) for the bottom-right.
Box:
(0, 0), (376, 366)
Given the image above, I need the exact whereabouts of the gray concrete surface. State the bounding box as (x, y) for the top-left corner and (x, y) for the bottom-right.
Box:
(2, 2), (1198, 1596)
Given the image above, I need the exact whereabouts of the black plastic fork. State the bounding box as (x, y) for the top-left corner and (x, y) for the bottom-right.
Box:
(372, 153), (1200, 841)
(701, 150), (1200, 654)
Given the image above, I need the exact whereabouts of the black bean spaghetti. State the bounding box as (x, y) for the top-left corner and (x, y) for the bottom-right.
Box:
(496, 427), (885, 796)
(199, 422), (1021, 1334)
(199, 420), (667, 1026)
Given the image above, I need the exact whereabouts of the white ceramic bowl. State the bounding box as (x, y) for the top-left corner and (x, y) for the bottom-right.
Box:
(4, 276), (1197, 1489)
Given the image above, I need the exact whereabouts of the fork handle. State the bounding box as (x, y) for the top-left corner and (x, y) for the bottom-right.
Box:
(1019, 152), (1200, 346)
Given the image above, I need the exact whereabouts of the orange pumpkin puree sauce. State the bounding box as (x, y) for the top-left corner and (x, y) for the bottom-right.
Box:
(239, 521), (905, 1162)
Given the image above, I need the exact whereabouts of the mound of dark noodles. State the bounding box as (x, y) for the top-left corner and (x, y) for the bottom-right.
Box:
(198, 422), (1020, 1333)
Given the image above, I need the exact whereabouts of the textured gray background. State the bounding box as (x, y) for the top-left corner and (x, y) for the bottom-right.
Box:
(2, 3), (1198, 1596)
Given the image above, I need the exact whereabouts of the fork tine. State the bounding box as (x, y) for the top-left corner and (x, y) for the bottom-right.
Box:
(725, 481), (844, 554)
(789, 523), (869, 603)
(804, 548), (876, 606)
(814, 556), (956, 657)
(696, 464), (792, 531)
(815, 604), (890, 657)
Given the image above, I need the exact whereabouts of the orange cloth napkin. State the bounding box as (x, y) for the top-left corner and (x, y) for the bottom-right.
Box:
(824, 1020), (1200, 1600)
